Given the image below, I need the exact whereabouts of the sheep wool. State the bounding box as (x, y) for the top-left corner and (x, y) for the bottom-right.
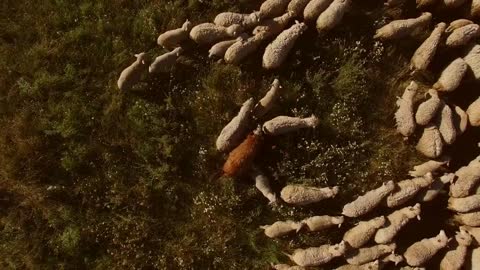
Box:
(222, 127), (263, 177)
(455, 211), (480, 226)
(404, 230), (448, 267)
(440, 229), (473, 270)
(117, 53), (149, 91)
(345, 243), (396, 265)
(443, 0), (467, 8)
(280, 185), (339, 206)
(252, 170), (277, 204)
(464, 44), (480, 80)
(304, 0), (333, 21)
(386, 173), (434, 208)
(189, 23), (243, 45)
(449, 194), (480, 213)
(375, 204), (421, 244)
(400, 267), (426, 270)
(382, 253), (405, 265)
(409, 157), (449, 177)
(415, 89), (443, 126)
(336, 260), (380, 270)
(157, 20), (192, 50)
(374, 12), (432, 40)
(301, 215), (344, 231)
(288, 0), (312, 16)
(446, 24), (480, 47)
(395, 81), (418, 137)
(386, 0), (408, 7)
(342, 181), (395, 217)
(410, 22), (446, 72)
(262, 115), (318, 135)
(216, 98), (254, 152)
(148, 47), (182, 74)
(415, 125), (444, 159)
(471, 0), (480, 18)
(253, 79), (282, 119)
(467, 97), (480, 126)
(450, 155), (480, 198)
(467, 247), (480, 270)
(262, 22), (308, 69)
(261, 220), (303, 238)
(259, 0), (291, 19)
(316, 0), (351, 33)
(253, 12), (295, 38)
(224, 33), (267, 64)
(446, 19), (474, 33)
(272, 264), (306, 270)
(461, 226), (480, 244)
(417, 173), (455, 202)
(343, 216), (386, 248)
(433, 58), (467, 92)
(287, 241), (346, 266)
(208, 36), (244, 58)
(437, 104), (457, 145)
(416, 0), (437, 8)
(454, 106), (469, 135)
(214, 12), (260, 28)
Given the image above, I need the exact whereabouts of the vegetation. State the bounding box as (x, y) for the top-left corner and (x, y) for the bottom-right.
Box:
(0, 0), (438, 269)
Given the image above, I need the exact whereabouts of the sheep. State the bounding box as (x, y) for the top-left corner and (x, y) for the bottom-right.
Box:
(464, 44), (480, 80)
(416, 0), (437, 8)
(253, 79), (282, 119)
(410, 22), (446, 72)
(315, 0), (351, 33)
(189, 23), (243, 45)
(440, 229), (473, 270)
(454, 211), (480, 226)
(259, 0), (291, 19)
(403, 230), (449, 267)
(467, 97), (480, 126)
(342, 181), (395, 218)
(446, 19), (474, 33)
(304, 0), (333, 21)
(409, 157), (450, 177)
(263, 22), (308, 69)
(450, 155), (480, 198)
(214, 12), (260, 28)
(415, 89), (443, 126)
(253, 12), (295, 38)
(157, 20), (192, 50)
(386, 0), (408, 7)
(251, 169), (278, 204)
(470, 0), (480, 18)
(460, 225), (480, 244)
(443, 0), (467, 8)
(382, 253), (404, 266)
(288, 0), (312, 16)
(301, 215), (344, 231)
(436, 104), (457, 145)
(345, 243), (396, 265)
(261, 220), (304, 238)
(400, 267), (426, 270)
(280, 185), (339, 206)
(222, 126), (263, 177)
(262, 115), (318, 135)
(286, 241), (346, 266)
(148, 47), (182, 74)
(395, 81), (418, 137)
(454, 106), (469, 135)
(336, 260), (380, 270)
(117, 53), (149, 91)
(374, 204), (421, 244)
(216, 98), (254, 152)
(417, 173), (455, 202)
(386, 173), (434, 208)
(449, 194), (480, 213)
(272, 264), (306, 270)
(208, 36), (245, 58)
(343, 216), (386, 248)
(446, 24), (480, 47)
(374, 12), (432, 40)
(416, 125), (444, 159)
(224, 33), (267, 64)
(467, 247), (480, 270)
(433, 58), (468, 92)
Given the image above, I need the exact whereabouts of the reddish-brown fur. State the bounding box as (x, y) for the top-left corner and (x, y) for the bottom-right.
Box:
(222, 132), (262, 177)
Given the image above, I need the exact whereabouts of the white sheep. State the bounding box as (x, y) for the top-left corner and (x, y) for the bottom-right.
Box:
(450, 155), (480, 198)
(417, 173), (455, 202)
(446, 24), (480, 47)
(301, 215), (344, 231)
(449, 194), (480, 213)
(117, 52), (149, 91)
(345, 243), (396, 265)
(251, 170), (278, 204)
(437, 104), (457, 145)
(215, 98), (254, 152)
(440, 229), (473, 270)
(343, 216), (386, 248)
(148, 47), (182, 74)
(455, 211), (480, 226)
(395, 81), (418, 137)
(415, 89), (443, 126)
(416, 0), (437, 8)
(374, 13), (432, 40)
(214, 12), (260, 28)
(208, 36), (245, 58)
(157, 20), (192, 50)
(446, 19), (474, 33)
(336, 260), (380, 270)
(467, 97), (480, 126)
(404, 230), (449, 267)
(262, 115), (318, 135)
(272, 264), (306, 270)
(253, 12), (295, 38)
(263, 22), (308, 69)
(374, 204), (421, 244)
(460, 225), (480, 244)
(259, 0), (291, 19)
(467, 247), (480, 270)
(382, 253), (404, 266)
(386, 173), (434, 208)
(410, 22), (446, 72)
(409, 157), (450, 177)
(454, 106), (469, 135)
(471, 0), (480, 18)
(433, 58), (467, 92)
(286, 241), (346, 266)
(316, 0), (351, 33)
(253, 79), (282, 119)
(416, 125), (444, 159)
(342, 181), (395, 218)
(224, 33), (267, 64)
(280, 185), (339, 206)
(261, 220), (304, 238)
(400, 267), (426, 270)
(288, 0), (312, 16)
(443, 0), (467, 8)
(304, 0), (333, 21)
(189, 23), (243, 45)
(464, 44), (480, 80)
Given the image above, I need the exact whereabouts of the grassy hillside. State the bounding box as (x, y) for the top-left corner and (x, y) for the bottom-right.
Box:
(0, 0), (455, 269)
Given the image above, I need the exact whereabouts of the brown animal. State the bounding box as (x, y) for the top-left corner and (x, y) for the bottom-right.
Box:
(222, 127), (263, 177)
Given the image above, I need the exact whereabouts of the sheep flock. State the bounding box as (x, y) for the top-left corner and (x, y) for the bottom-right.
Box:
(117, 0), (480, 268)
